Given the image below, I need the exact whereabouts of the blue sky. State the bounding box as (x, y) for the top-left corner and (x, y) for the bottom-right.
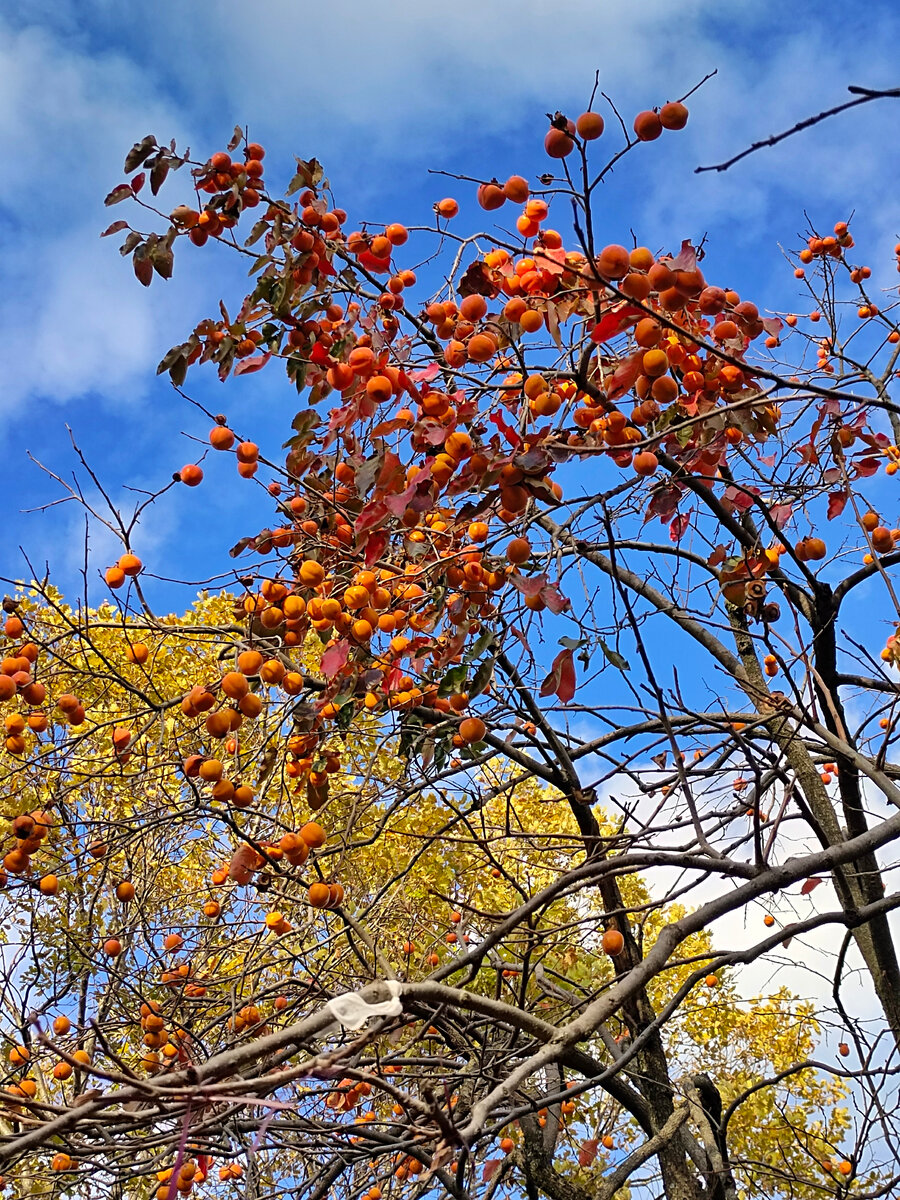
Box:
(2, 0), (900, 606)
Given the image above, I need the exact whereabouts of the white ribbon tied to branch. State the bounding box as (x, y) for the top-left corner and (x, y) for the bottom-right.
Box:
(326, 980), (403, 1030)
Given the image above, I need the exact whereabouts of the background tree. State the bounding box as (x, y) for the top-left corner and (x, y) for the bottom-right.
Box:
(1, 82), (900, 1199)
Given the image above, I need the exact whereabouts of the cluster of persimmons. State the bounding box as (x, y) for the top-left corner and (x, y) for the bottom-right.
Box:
(0, 93), (895, 1191)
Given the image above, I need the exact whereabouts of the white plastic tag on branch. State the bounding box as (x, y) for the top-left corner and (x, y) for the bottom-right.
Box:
(326, 981), (403, 1030)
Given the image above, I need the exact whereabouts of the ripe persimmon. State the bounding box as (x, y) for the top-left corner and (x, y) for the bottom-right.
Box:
(506, 537), (531, 564)
(118, 553), (142, 577)
(221, 672), (249, 700)
(300, 821), (326, 848)
(634, 318), (662, 348)
(596, 244), (630, 280)
(503, 175), (530, 203)
(459, 294), (488, 322)
(576, 111), (604, 139)
(458, 716), (486, 744)
(659, 101), (689, 130)
(199, 758), (224, 782)
(477, 183), (505, 211)
(544, 127), (574, 158)
(467, 333), (497, 363)
(633, 451), (659, 477)
(633, 110), (663, 141)
(179, 464), (204, 487)
(602, 929), (624, 956)
(237, 649), (264, 675)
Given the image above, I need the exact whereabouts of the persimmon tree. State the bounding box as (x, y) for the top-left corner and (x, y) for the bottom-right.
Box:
(2, 83), (900, 1200)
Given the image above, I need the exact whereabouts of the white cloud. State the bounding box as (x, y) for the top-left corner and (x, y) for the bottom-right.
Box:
(0, 17), (200, 415)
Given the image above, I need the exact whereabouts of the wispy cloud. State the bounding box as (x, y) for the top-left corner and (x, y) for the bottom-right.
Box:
(0, 18), (199, 415)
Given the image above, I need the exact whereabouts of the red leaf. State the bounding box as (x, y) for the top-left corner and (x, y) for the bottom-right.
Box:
(722, 484), (760, 512)
(769, 502), (793, 528)
(130, 172), (146, 194)
(546, 300), (563, 351)
(854, 456), (881, 478)
(827, 491), (848, 520)
(321, 640), (350, 680)
(482, 1160), (502, 1183)
(606, 350), (645, 401)
(384, 482), (418, 517)
(384, 466), (430, 517)
(669, 239), (698, 271)
(234, 353), (271, 376)
(801, 876), (823, 896)
(459, 259), (500, 298)
(540, 584), (570, 614)
(669, 512), (691, 542)
(645, 483), (683, 524)
(489, 410), (521, 449)
(104, 183), (134, 206)
(355, 499), (389, 535)
(376, 451), (404, 491)
(228, 844), (260, 885)
(540, 647), (576, 703)
(101, 220), (129, 237)
(371, 417), (410, 438)
(358, 249), (392, 274)
(578, 1139), (600, 1168)
(409, 362), (440, 385)
(133, 255), (153, 287)
(423, 422), (451, 446)
(591, 305), (644, 343)
(509, 572), (547, 598)
(364, 531), (388, 567)
(762, 316), (783, 337)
